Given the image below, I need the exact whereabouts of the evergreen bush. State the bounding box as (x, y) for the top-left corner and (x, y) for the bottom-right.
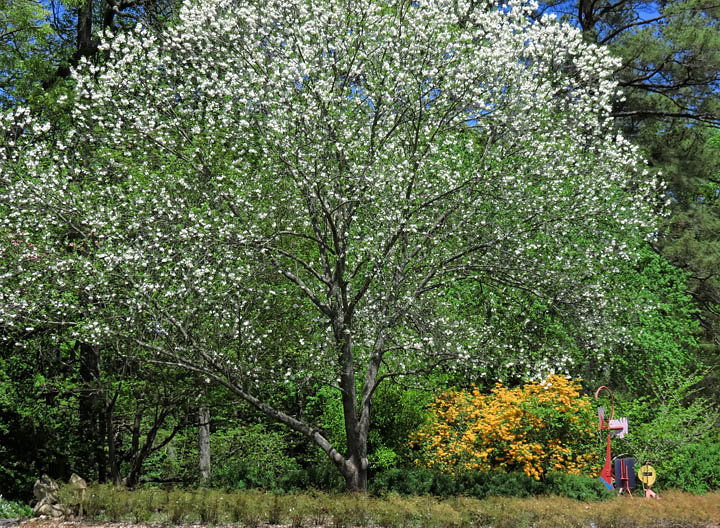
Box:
(372, 468), (610, 501)
(542, 471), (609, 501)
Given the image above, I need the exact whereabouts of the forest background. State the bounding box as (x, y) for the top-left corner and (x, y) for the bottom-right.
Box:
(1, 0), (720, 503)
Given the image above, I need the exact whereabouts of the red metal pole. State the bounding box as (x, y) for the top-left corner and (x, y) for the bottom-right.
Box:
(600, 432), (612, 487)
(595, 386), (615, 489)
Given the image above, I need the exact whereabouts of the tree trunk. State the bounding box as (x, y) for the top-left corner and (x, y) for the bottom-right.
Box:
(198, 406), (211, 484)
(341, 454), (368, 492)
(79, 342), (106, 481)
(124, 405), (183, 488)
(106, 391), (121, 484)
(333, 314), (370, 492)
(77, 0), (94, 59)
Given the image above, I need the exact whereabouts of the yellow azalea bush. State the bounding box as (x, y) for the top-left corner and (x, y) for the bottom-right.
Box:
(412, 376), (599, 480)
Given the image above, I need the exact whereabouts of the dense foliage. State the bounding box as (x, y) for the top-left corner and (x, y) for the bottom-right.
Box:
(540, 0), (720, 370)
(614, 373), (720, 493)
(0, 494), (33, 518)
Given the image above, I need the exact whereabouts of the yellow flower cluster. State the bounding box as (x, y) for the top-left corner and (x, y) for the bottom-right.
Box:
(411, 376), (599, 479)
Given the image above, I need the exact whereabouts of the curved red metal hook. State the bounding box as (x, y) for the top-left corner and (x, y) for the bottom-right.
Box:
(594, 385), (615, 425)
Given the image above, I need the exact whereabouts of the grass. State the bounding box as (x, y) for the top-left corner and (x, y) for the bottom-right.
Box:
(54, 484), (720, 528)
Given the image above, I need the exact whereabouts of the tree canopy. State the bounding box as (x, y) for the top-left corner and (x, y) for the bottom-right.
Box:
(536, 0), (720, 369)
(2, 0), (664, 490)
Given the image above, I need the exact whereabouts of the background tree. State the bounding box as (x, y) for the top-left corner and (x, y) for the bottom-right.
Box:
(536, 0), (720, 392)
(1, 0), (188, 496)
(0, 0), (57, 108)
(537, 0), (720, 126)
(1, 0), (181, 112)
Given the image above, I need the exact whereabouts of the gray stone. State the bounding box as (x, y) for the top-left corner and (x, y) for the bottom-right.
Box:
(69, 473), (87, 491)
(32, 474), (58, 501)
(32, 497), (65, 518)
(68, 473), (87, 517)
(31, 474), (67, 519)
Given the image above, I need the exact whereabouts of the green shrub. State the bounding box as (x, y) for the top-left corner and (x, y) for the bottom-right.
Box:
(372, 468), (610, 500)
(372, 468), (435, 496)
(413, 471), (451, 497)
(468, 470), (542, 499)
(0, 495), (32, 518)
(658, 437), (720, 493)
(542, 472), (610, 501)
(211, 423), (305, 491)
(304, 457), (345, 491)
(369, 385), (433, 471)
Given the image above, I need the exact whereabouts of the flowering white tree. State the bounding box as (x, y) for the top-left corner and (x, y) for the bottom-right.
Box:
(1, 0), (659, 490)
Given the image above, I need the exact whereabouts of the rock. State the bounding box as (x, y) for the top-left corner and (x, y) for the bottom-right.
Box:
(32, 499), (65, 518)
(69, 473), (87, 491)
(30, 473), (87, 519)
(32, 474), (58, 501)
(31, 474), (66, 519)
(68, 473), (87, 517)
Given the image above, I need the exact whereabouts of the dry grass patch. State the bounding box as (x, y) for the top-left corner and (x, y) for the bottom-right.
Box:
(473, 492), (720, 528)
(45, 484), (720, 528)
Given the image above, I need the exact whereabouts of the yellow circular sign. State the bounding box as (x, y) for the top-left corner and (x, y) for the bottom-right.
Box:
(639, 464), (656, 487)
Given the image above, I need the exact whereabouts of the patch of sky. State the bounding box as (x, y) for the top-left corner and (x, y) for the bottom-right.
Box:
(537, 0), (662, 38)
(349, 83), (375, 110)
